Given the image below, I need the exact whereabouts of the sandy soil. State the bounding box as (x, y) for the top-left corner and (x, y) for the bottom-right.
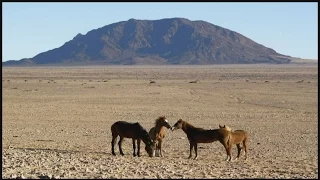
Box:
(2, 64), (318, 179)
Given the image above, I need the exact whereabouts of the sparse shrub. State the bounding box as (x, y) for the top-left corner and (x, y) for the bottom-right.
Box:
(190, 80), (198, 83)
(150, 80), (156, 84)
(296, 80), (304, 83)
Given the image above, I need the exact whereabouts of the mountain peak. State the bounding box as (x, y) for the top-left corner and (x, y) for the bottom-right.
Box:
(3, 18), (291, 66)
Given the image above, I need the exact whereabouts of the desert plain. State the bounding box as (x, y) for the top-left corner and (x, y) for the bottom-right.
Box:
(2, 63), (318, 179)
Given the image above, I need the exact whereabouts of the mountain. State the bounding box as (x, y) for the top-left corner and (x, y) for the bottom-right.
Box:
(3, 18), (292, 66)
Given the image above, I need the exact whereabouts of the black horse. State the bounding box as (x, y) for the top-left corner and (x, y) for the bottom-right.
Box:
(111, 121), (155, 157)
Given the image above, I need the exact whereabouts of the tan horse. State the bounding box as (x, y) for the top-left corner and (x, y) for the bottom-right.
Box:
(219, 125), (248, 161)
(149, 116), (172, 157)
(171, 119), (231, 160)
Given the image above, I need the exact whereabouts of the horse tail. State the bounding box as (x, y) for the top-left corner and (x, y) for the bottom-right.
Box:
(111, 122), (118, 137)
(244, 131), (248, 143)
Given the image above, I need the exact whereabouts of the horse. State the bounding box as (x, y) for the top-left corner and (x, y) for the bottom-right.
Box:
(148, 116), (172, 157)
(171, 119), (232, 160)
(219, 125), (248, 161)
(111, 121), (155, 157)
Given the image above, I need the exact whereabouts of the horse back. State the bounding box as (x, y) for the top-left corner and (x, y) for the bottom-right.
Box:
(187, 128), (228, 143)
(111, 121), (144, 139)
(230, 130), (248, 144)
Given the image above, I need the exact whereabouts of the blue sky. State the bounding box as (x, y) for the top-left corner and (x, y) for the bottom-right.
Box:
(2, 2), (318, 62)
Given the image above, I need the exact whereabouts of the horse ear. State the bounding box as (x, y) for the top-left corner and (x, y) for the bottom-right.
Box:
(219, 125), (222, 128)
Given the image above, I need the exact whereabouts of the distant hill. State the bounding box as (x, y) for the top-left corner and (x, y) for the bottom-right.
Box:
(3, 18), (293, 66)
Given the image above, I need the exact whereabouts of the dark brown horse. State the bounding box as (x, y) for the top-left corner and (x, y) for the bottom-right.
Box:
(171, 119), (231, 160)
(111, 121), (155, 157)
(219, 125), (248, 161)
(148, 116), (172, 157)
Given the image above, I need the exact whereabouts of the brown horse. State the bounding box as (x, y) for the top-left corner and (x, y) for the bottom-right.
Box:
(171, 119), (231, 160)
(219, 125), (248, 161)
(111, 121), (155, 157)
(148, 116), (172, 157)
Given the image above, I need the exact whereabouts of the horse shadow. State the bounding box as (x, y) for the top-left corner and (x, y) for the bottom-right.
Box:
(12, 147), (112, 155)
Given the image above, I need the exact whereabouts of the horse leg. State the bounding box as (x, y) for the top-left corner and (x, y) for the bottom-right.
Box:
(236, 144), (241, 160)
(152, 141), (156, 157)
(137, 139), (141, 157)
(132, 139), (136, 157)
(227, 145), (232, 161)
(111, 135), (117, 156)
(159, 140), (163, 157)
(118, 137), (124, 156)
(223, 143), (231, 161)
(155, 141), (158, 157)
(188, 142), (194, 159)
(193, 143), (198, 160)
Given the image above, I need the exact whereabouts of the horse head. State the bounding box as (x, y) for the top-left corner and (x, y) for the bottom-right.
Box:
(171, 119), (183, 131)
(219, 125), (232, 131)
(156, 116), (172, 129)
(141, 130), (155, 157)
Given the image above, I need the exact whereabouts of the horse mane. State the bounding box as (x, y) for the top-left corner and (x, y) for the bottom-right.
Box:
(225, 126), (232, 131)
(134, 122), (147, 132)
(182, 120), (197, 129)
(219, 125), (232, 132)
(135, 123), (152, 145)
(154, 116), (166, 126)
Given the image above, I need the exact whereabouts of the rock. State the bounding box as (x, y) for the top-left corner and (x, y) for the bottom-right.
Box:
(38, 175), (51, 179)
(11, 174), (17, 178)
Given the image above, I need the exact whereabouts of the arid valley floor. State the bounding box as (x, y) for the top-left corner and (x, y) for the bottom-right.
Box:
(2, 64), (318, 178)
